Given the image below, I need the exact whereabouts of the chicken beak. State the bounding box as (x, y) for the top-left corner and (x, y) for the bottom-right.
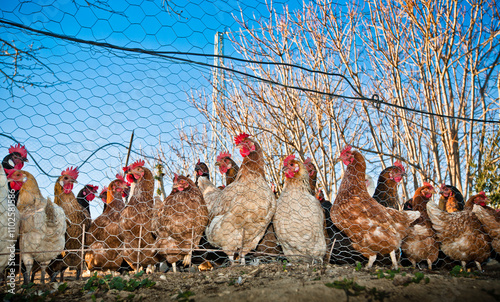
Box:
(214, 162), (220, 167)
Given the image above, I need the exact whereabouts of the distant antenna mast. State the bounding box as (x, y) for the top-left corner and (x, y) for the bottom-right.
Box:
(212, 31), (224, 183)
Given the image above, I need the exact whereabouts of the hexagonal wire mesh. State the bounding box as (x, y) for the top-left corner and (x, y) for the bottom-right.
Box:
(1, 0), (499, 282)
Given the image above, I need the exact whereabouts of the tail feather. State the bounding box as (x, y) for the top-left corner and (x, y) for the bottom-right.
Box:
(45, 197), (56, 221)
(473, 204), (500, 237)
(405, 210), (420, 223)
(426, 202), (450, 234)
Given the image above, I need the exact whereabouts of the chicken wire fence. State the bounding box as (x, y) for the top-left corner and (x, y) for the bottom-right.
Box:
(1, 0), (500, 282)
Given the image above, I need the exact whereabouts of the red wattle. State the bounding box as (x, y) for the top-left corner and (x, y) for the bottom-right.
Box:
(10, 181), (23, 191)
(63, 183), (73, 194)
(240, 148), (251, 157)
(85, 193), (95, 201)
(219, 166), (228, 174)
(126, 174), (135, 184)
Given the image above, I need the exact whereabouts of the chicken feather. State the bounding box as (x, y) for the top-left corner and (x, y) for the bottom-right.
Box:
(330, 147), (419, 269)
(206, 134), (276, 264)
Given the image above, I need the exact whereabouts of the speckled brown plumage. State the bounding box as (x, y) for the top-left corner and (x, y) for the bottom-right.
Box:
(427, 194), (491, 270)
(47, 174), (91, 281)
(372, 166), (404, 209)
(473, 204), (500, 254)
(153, 175), (208, 268)
(401, 184), (439, 268)
(330, 147), (419, 269)
(206, 135), (276, 264)
(85, 179), (127, 271)
(120, 164), (161, 270)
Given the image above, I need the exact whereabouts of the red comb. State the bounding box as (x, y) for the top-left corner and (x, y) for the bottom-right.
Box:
(8, 143), (28, 158)
(116, 173), (125, 182)
(174, 173), (179, 183)
(88, 184), (99, 192)
(217, 152), (231, 163)
(393, 160), (405, 173)
(440, 183), (446, 190)
(304, 157), (312, 165)
(479, 191), (486, 197)
(130, 159), (145, 169)
(197, 159), (201, 165)
(283, 154), (295, 167)
(340, 145), (352, 156)
(423, 182), (433, 189)
(100, 187), (107, 195)
(61, 166), (79, 179)
(234, 133), (250, 145)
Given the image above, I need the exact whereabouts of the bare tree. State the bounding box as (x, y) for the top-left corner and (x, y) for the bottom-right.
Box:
(191, 0), (499, 203)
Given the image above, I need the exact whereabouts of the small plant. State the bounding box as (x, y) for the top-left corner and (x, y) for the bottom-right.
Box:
(175, 290), (195, 302)
(83, 272), (156, 293)
(57, 282), (68, 292)
(373, 268), (400, 280)
(450, 265), (479, 278)
(355, 262), (362, 271)
(325, 278), (389, 301)
(282, 259), (288, 271)
(325, 278), (366, 296)
(412, 272), (430, 284)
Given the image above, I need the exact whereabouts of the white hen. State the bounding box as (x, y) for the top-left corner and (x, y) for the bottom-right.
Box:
(0, 168), (20, 274)
(16, 170), (66, 283)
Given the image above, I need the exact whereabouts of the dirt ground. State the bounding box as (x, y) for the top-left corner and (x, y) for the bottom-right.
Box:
(2, 259), (500, 302)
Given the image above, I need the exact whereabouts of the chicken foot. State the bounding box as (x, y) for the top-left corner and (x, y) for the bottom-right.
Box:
(182, 252), (192, 267)
(366, 255), (377, 269)
(390, 250), (399, 270)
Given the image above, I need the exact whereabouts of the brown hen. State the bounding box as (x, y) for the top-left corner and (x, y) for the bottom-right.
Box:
(401, 183), (439, 269)
(120, 160), (161, 271)
(330, 146), (420, 269)
(427, 192), (491, 270)
(153, 174), (208, 272)
(85, 176), (128, 271)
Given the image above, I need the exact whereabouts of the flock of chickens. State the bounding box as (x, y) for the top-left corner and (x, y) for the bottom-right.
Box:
(1, 133), (500, 284)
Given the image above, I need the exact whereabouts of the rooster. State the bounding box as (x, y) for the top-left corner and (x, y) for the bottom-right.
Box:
(2, 143), (28, 176)
(76, 184), (98, 216)
(2, 143), (28, 207)
(215, 152), (240, 187)
(206, 133), (276, 265)
(438, 184), (465, 212)
(372, 161), (406, 209)
(120, 160), (161, 271)
(12, 170), (66, 284)
(401, 183), (439, 269)
(427, 192), (491, 271)
(274, 155), (326, 262)
(0, 168), (20, 275)
(48, 166), (90, 282)
(86, 176), (127, 271)
(330, 146), (420, 269)
(153, 174), (208, 272)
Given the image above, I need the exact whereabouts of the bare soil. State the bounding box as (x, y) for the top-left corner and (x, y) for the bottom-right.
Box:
(2, 260), (500, 302)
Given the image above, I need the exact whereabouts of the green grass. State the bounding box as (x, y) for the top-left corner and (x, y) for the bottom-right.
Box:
(83, 272), (156, 293)
(325, 278), (389, 302)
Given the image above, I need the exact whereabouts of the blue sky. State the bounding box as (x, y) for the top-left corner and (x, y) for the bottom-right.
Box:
(0, 0), (297, 218)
